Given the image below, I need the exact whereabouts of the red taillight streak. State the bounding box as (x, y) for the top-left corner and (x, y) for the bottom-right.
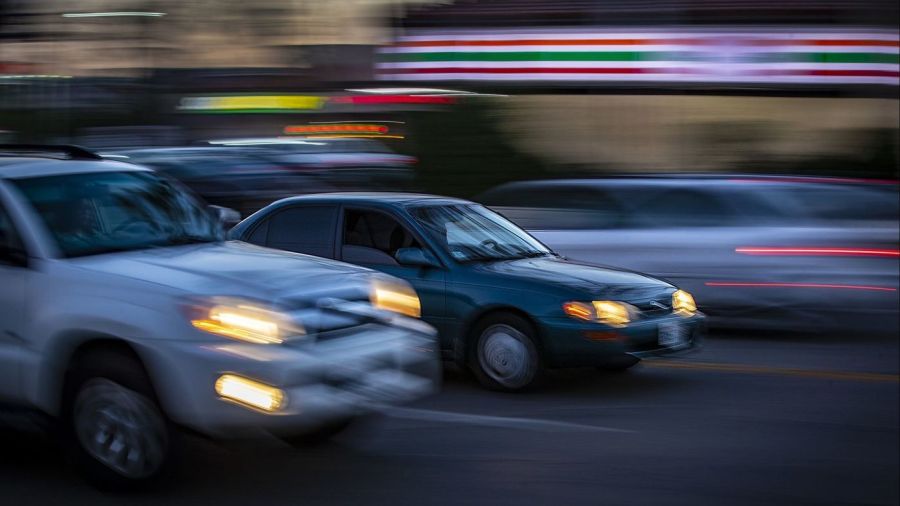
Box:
(736, 247), (900, 258)
(705, 282), (896, 292)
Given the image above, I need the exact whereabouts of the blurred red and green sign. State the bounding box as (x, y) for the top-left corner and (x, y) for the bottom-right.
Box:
(377, 29), (899, 86)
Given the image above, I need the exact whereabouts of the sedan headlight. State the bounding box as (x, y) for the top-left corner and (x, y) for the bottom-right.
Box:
(371, 280), (421, 318)
(563, 301), (638, 327)
(672, 289), (697, 316)
(188, 297), (303, 344)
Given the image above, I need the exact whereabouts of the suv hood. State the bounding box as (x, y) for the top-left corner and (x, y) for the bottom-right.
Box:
(69, 241), (378, 304)
(476, 255), (675, 300)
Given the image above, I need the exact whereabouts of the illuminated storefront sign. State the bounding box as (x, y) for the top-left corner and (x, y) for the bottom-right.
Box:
(377, 29), (900, 86)
(178, 95), (326, 113)
(282, 123), (404, 139)
(178, 93), (455, 113)
(330, 94), (455, 105)
(284, 124), (389, 135)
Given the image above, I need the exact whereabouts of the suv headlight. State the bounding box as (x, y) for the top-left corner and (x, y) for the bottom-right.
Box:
(563, 301), (638, 327)
(187, 297), (304, 344)
(371, 280), (421, 318)
(672, 289), (697, 316)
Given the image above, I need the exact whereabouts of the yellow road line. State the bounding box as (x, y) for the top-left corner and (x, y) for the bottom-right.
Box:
(643, 360), (900, 383)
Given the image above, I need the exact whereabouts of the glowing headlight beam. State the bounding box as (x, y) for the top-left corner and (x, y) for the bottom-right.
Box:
(191, 301), (302, 344)
(672, 290), (697, 316)
(563, 301), (634, 327)
(371, 282), (421, 318)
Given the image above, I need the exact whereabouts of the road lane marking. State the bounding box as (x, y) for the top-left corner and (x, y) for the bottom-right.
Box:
(644, 360), (900, 383)
(381, 407), (635, 434)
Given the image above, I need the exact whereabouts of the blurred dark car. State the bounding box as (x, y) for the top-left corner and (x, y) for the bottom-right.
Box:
(231, 193), (705, 391)
(208, 138), (416, 191)
(107, 147), (335, 217)
(478, 177), (900, 334)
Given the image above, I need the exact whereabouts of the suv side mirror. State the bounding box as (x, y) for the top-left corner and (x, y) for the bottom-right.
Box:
(209, 205), (242, 229)
(395, 247), (441, 269)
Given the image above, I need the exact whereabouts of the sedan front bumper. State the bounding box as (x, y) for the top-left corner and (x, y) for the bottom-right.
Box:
(537, 313), (705, 368)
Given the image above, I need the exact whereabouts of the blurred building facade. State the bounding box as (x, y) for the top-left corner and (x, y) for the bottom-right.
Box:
(493, 95), (898, 175)
(0, 0), (440, 76)
(1, 0), (897, 182)
(386, 0), (899, 178)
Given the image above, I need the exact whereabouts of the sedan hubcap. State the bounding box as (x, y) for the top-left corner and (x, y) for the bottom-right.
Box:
(74, 379), (167, 479)
(478, 324), (531, 387)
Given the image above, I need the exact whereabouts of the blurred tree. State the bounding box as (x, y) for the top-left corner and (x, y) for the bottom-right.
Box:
(405, 99), (549, 197)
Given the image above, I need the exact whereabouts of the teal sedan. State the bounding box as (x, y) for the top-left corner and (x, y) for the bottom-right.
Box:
(231, 193), (704, 391)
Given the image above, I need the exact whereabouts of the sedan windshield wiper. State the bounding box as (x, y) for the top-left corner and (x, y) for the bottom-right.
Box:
(522, 251), (552, 258)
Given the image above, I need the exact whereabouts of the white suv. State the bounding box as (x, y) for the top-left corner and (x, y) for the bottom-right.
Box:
(0, 145), (440, 488)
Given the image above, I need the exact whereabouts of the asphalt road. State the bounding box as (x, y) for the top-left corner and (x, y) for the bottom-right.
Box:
(2, 332), (898, 506)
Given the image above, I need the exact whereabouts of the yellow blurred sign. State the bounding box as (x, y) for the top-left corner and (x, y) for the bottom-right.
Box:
(179, 95), (325, 112)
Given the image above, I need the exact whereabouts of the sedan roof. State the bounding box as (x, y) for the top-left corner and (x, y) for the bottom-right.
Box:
(271, 192), (472, 207)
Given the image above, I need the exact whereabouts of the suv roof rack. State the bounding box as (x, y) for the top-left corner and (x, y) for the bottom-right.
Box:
(0, 144), (103, 161)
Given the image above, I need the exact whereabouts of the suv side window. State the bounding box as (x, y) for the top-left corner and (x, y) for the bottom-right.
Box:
(0, 201), (27, 266)
(485, 186), (624, 230)
(341, 209), (421, 265)
(257, 205), (338, 258)
(634, 190), (733, 228)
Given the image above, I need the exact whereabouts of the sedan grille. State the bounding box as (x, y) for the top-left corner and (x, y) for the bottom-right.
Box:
(634, 297), (673, 319)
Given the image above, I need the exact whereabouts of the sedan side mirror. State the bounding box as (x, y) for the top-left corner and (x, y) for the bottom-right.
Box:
(209, 205), (242, 229)
(395, 247), (441, 269)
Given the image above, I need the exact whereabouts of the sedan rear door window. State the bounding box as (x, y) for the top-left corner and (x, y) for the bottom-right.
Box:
(264, 206), (338, 258)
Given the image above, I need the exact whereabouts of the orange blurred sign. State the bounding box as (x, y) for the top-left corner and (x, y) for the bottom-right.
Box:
(283, 124), (389, 135)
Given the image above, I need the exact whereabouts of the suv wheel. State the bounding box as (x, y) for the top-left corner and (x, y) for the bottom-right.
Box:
(66, 349), (175, 489)
(470, 314), (541, 392)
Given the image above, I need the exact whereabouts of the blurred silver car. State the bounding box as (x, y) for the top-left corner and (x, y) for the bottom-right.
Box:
(0, 145), (439, 488)
(207, 137), (417, 191)
(479, 176), (899, 333)
(107, 146), (337, 217)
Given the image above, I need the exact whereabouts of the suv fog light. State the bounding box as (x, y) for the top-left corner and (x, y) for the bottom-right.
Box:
(215, 374), (285, 412)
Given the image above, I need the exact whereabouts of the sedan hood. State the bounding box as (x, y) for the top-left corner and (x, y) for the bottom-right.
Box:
(69, 241), (377, 304)
(476, 255), (675, 299)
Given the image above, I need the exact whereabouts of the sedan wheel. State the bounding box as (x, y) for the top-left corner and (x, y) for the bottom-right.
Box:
(73, 378), (168, 481)
(472, 315), (540, 391)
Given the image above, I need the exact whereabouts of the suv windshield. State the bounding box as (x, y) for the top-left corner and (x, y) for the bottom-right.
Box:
(412, 204), (552, 262)
(13, 171), (220, 258)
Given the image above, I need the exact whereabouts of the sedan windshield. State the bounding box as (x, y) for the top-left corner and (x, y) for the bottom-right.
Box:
(412, 204), (552, 262)
(13, 171), (220, 258)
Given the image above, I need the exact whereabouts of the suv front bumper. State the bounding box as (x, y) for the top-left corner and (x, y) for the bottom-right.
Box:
(142, 322), (440, 438)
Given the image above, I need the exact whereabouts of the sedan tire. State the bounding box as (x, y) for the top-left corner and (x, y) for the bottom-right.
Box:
(470, 313), (541, 392)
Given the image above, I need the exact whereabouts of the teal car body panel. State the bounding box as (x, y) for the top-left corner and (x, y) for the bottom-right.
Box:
(232, 193), (704, 367)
